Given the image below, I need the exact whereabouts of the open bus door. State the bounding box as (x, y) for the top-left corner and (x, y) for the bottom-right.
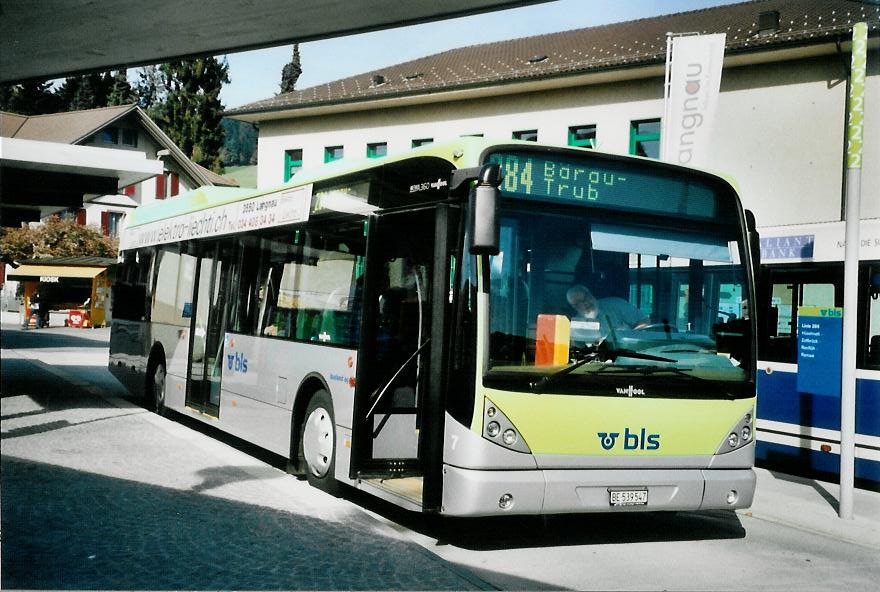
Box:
(350, 205), (453, 511)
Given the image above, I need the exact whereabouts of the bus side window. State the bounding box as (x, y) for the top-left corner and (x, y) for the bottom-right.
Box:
(764, 279), (837, 363)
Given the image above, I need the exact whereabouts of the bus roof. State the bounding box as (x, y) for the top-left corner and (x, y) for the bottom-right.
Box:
(125, 137), (494, 229)
(124, 136), (739, 230)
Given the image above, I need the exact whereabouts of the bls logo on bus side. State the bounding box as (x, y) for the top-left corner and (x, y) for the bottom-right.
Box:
(227, 352), (249, 374)
(597, 428), (661, 450)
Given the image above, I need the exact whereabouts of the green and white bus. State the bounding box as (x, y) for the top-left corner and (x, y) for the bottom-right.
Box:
(109, 138), (759, 516)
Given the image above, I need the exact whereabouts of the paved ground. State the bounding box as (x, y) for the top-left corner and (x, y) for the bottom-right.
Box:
(1, 323), (492, 590)
(2, 319), (879, 591)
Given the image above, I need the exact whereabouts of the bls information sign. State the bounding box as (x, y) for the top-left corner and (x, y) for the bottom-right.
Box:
(796, 306), (843, 397)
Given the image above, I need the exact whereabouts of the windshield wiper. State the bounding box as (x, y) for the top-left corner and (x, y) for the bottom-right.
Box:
(530, 345), (676, 393)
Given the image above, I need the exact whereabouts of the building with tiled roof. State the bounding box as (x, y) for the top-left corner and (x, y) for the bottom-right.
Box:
(1, 104), (237, 234)
(228, 0), (879, 228)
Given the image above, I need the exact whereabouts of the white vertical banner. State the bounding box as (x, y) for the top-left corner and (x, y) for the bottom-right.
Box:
(662, 33), (726, 167)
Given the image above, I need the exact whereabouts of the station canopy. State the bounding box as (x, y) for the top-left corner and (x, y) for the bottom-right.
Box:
(0, 1), (544, 83)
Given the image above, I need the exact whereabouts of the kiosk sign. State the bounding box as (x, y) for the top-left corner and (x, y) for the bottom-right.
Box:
(796, 306), (843, 397)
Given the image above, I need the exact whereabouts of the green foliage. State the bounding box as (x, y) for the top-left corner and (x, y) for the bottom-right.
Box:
(108, 70), (137, 106)
(135, 65), (166, 114)
(280, 44), (302, 94)
(62, 72), (114, 111)
(223, 165), (258, 188)
(152, 57), (230, 173)
(0, 217), (117, 261)
(221, 118), (258, 166)
(0, 80), (61, 115)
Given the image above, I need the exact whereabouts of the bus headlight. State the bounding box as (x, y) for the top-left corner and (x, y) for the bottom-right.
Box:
(483, 399), (531, 453)
(715, 410), (754, 455)
(726, 490), (738, 505)
(487, 421), (501, 437)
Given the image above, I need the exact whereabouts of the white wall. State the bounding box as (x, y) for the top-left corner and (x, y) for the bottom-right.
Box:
(257, 52), (879, 227)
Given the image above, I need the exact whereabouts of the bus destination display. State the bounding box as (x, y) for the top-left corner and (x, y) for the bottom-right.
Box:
(486, 151), (718, 220)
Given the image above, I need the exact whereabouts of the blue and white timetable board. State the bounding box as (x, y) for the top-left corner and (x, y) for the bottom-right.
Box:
(797, 306), (843, 397)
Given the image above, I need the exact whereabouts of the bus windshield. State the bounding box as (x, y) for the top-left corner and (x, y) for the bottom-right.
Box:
(487, 203), (752, 394)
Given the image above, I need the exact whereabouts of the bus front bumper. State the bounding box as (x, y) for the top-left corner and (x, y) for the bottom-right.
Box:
(440, 465), (755, 517)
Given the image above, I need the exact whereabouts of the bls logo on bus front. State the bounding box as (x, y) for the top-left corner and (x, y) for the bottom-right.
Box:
(597, 428), (660, 450)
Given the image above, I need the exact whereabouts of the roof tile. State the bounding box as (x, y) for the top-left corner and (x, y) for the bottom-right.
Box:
(228, 0), (879, 117)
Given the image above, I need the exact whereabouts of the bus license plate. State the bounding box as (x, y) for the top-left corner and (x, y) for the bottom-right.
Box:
(609, 489), (648, 506)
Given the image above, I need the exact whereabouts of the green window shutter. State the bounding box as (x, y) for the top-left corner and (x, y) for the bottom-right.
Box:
(629, 119), (661, 158)
(366, 142), (387, 159)
(324, 146), (344, 163)
(568, 125), (596, 148)
(512, 130), (538, 142)
(284, 149), (303, 182)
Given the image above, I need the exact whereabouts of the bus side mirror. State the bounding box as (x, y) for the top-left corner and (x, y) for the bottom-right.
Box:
(469, 163), (502, 255)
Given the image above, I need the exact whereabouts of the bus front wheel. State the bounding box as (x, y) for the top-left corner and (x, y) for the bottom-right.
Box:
(301, 389), (340, 495)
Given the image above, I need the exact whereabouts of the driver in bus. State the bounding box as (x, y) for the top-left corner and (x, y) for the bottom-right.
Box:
(566, 284), (650, 330)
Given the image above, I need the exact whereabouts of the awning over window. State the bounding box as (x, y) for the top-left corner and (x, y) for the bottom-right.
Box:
(8, 265), (107, 280)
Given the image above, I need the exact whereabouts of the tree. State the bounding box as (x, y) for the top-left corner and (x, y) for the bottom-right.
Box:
(153, 57), (230, 173)
(221, 118), (258, 166)
(56, 72), (114, 111)
(280, 44), (302, 93)
(134, 65), (165, 115)
(108, 70), (137, 106)
(0, 217), (117, 261)
(0, 80), (61, 115)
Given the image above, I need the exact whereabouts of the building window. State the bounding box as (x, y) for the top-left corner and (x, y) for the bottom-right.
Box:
(366, 142), (387, 159)
(107, 212), (125, 237)
(629, 119), (661, 159)
(512, 130), (538, 142)
(568, 125), (597, 148)
(411, 138), (433, 148)
(284, 149), (303, 182)
(156, 172), (180, 199)
(122, 129), (138, 148)
(324, 145), (344, 163)
(101, 127), (119, 145)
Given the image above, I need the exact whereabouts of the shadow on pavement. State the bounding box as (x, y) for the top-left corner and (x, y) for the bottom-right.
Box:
(1, 359), (129, 410)
(764, 469), (841, 513)
(347, 489), (746, 551)
(0, 455), (488, 591)
(1, 325), (110, 349)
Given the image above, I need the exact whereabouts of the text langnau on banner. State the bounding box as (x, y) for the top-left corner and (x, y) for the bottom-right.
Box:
(662, 33), (726, 167)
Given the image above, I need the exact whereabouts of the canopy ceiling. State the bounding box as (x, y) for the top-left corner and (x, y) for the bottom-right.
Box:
(1, 0), (543, 83)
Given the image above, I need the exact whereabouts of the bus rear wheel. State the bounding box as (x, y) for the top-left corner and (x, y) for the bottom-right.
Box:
(301, 389), (340, 495)
(148, 361), (167, 417)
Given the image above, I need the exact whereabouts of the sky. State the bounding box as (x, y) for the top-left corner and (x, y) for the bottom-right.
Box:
(220, 0), (744, 108)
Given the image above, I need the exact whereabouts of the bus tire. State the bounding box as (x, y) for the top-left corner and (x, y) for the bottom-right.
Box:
(147, 359), (168, 417)
(301, 389), (340, 496)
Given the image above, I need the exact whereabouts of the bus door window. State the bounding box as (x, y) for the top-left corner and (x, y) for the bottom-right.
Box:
(187, 241), (234, 414)
(228, 237), (261, 335)
(357, 209), (435, 465)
